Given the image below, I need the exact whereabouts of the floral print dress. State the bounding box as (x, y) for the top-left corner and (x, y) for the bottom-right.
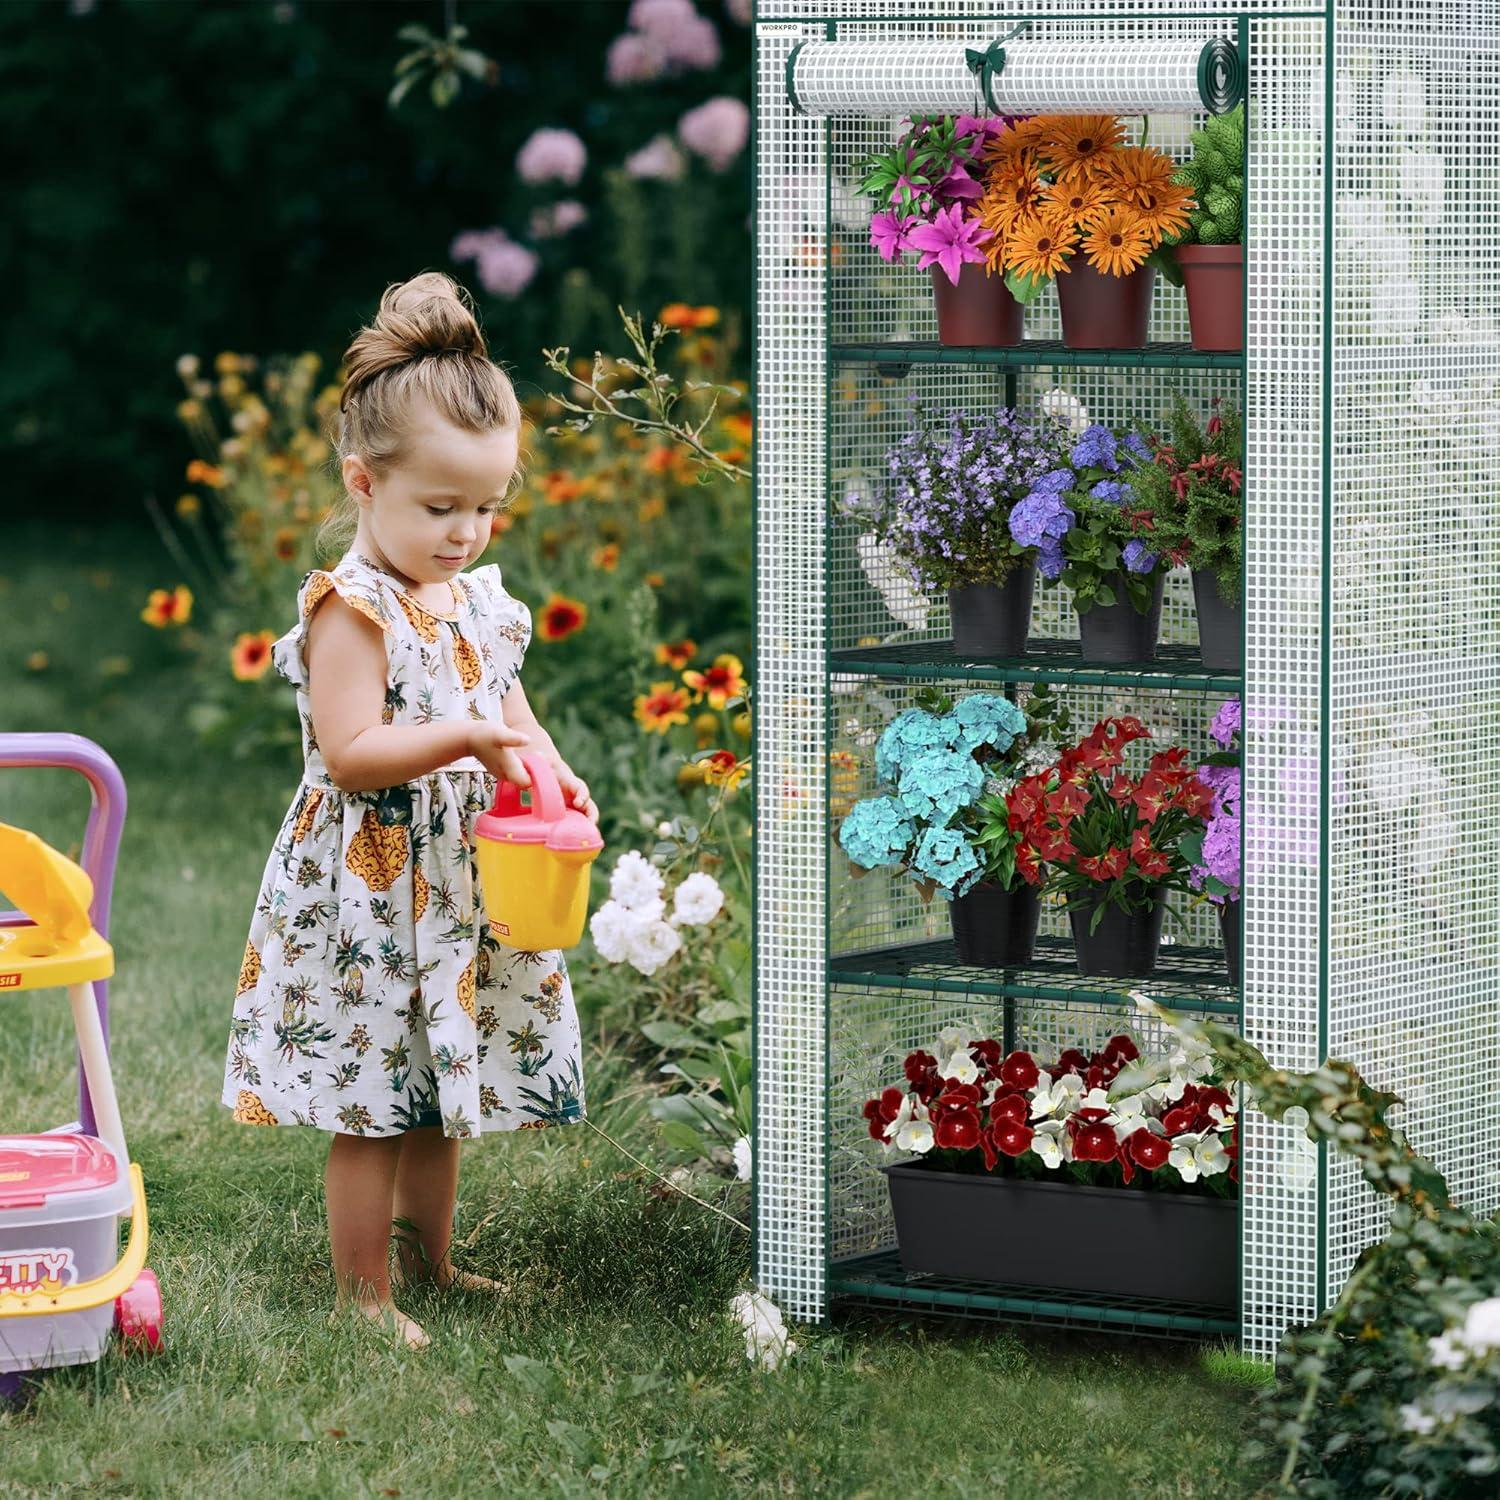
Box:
(222, 550), (586, 1138)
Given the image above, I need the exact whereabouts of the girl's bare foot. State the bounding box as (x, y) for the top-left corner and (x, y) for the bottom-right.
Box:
(393, 1264), (511, 1297)
(329, 1298), (431, 1350)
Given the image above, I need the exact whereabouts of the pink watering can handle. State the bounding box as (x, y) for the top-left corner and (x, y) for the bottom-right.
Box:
(490, 752), (567, 821)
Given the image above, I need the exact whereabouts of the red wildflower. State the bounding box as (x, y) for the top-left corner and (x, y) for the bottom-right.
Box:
(1036, 825), (1077, 862)
(1105, 1035), (1140, 1064)
(970, 1039), (1001, 1069)
(1175, 777), (1216, 819)
(1015, 842), (1044, 885)
(1056, 1049), (1089, 1075)
(1098, 846), (1129, 880)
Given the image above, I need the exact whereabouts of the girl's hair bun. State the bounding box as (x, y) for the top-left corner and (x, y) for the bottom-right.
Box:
(341, 271), (489, 410)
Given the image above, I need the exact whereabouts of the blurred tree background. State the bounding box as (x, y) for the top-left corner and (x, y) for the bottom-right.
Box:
(2, 0), (750, 519)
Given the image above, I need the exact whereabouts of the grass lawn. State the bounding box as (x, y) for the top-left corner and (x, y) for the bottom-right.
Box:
(0, 520), (1268, 1496)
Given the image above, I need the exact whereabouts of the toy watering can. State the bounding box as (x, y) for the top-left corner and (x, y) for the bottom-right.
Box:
(474, 753), (603, 951)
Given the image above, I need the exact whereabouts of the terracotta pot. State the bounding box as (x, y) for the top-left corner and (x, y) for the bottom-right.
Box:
(931, 263), (1023, 347)
(948, 564), (1035, 656)
(1175, 243), (1244, 352)
(1056, 261), (1156, 349)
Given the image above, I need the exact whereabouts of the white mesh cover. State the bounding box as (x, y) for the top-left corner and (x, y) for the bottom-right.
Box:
(791, 37), (1237, 118)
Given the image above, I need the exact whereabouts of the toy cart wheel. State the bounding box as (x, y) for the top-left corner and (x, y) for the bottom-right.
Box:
(115, 1266), (163, 1352)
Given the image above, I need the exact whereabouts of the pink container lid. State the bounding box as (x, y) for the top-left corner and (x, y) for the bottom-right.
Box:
(475, 754), (604, 854)
(0, 1134), (119, 1211)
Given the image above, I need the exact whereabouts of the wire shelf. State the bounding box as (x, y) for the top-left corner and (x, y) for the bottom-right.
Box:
(829, 1249), (1240, 1338)
(828, 935), (1240, 1015)
(829, 639), (1242, 692)
(832, 339), (1248, 375)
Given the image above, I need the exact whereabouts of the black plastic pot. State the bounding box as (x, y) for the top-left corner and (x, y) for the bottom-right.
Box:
(1067, 888), (1167, 978)
(949, 564), (1035, 656)
(1192, 568), (1243, 671)
(948, 881), (1041, 966)
(1075, 571), (1165, 663)
(882, 1163), (1239, 1310)
(1219, 899), (1241, 986)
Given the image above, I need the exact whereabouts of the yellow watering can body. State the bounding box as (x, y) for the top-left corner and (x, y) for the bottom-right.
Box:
(474, 754), (603, 951)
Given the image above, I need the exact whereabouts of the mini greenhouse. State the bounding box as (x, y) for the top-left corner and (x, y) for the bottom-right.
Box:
(750, 0), (1500, 1356)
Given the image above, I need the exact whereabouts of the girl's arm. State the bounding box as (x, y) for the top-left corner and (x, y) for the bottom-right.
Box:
(307, 597), (529, 794)
(501, 677), (599, 823)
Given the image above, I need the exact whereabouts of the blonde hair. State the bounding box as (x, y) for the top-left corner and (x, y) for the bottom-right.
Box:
(318, 270), (523, 557)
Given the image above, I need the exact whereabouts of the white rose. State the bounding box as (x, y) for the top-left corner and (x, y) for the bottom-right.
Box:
(673, 871), (726, 926)
(610, 849), (666, 911)
(1460, 1297), (1500, 1356)
(589, 899), (643, 964)
(732, 1135), (752, 1182)
(625, 919), (683, 976)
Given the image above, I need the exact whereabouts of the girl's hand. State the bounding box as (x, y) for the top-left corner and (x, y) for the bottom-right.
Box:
(468, 722), (531, 786)
(551, 757), (599, 824)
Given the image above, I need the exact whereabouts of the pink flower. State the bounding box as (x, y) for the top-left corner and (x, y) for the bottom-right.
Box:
(935, 164), (984, 201)
(624, 134), (686, 181)
(529, 200), (588, 239)
(662, 14), (720, 71)
(515, 127), (587, 186)
(607, 32), (663, 86)
(678, 96), (749, 172)
(903, 203), (993, 285)
(629, 0), (697, 34)
(725, 0), (752, 20)
(869, 209), (908, 262)
(450, 228), (538, 299)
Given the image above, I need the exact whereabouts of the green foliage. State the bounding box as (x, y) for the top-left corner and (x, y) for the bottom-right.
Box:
(1138, 1001), (1500, 1497)
(1123, 393), (1243, 599)
(1172, 104), (1246, 248)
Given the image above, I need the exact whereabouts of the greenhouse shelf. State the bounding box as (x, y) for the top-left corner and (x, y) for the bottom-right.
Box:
(831, 339), (1247, 375)
(828, 935), (1240, 1016)
(828, 1250), (1241, 1339)
(829, 640), (1242, 693)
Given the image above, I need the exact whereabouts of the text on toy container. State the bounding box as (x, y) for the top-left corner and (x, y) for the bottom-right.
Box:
(0, 1248), (77, 1296)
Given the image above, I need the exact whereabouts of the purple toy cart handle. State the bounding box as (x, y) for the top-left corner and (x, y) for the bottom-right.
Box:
(0, 733), (127, 1138)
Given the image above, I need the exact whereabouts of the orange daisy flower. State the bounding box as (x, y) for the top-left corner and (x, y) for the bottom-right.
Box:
(539, 594), (588, 642)
(681, 652), (748, 709)
(185, 459), (227, 488)
(1003, 215), (1078, 282)
(230, 629), (277, 681)
(634, 681), (692, 734)
(1038, 177), (1112, 233)
(591, 542), (620, 572)
(1036, 114), (1126, 182)
(1121, 176), (1196, 242)
(699, 750), (750, 790)
(141, 584), (194, 627)
(644, 447), (675, 476)
(978, 160), (1045, 235)
(1099, 144), (1181, 210)
(544, 470), (584, 505)
(655, 638), (698, 670)
(722, 411), (753, 444)
(658, 303), (720, 331)
(1081, 209), (1154, 276)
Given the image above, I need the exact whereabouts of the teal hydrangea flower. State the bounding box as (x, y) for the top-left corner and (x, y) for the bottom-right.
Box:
(875, 709), (958, 783)
(952, 693), (1028, 755)
(895, 746), (985, 826)
(838, 795), (915, 871)
(911, 824), (983, 897)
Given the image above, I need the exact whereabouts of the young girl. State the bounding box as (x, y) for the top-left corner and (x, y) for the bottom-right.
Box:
(222, 271), (596, 1348)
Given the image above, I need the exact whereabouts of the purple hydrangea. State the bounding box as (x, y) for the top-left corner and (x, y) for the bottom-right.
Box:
(1090, 478), (1129, 505)
(1210, 697), (1242, 747)
(1122, 539), (1158, 574)
(1120, 431), (1153, 463)
(1071, 424), (1119, 472)
(1199, 814), (1241, 897)
(1037, 536), (1066, 580)
(1009, 488), (1076, 549)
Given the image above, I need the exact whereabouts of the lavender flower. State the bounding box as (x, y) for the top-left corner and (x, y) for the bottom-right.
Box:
(1122, 540), (1158, 574)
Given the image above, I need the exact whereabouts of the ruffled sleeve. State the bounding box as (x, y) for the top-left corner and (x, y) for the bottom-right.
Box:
(272, 564), (394, 690)
(463, 562), (534, 668)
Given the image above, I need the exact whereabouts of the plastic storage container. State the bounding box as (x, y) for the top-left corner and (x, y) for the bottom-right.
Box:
(473, 754), (603, 951)
(0, 1134), (133, 1373)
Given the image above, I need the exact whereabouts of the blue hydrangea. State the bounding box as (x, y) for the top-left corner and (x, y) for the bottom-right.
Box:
(1071, 424), (1119, 472)
(1090, 478), (1129, 505)
(910, 824), (984, 898)
(1122, 539), (1158, 574)
(838, 795), (915, 871)
(1008, 488), (1075, 549)
(874, 708), (957, 783)
(1037, 536), (1066, 580)
(1120, 430), (1153, 463)
(895, 746), (985, 826)
(952, 693), (1028, 755)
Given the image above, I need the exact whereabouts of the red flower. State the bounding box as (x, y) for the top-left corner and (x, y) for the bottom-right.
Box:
(934, 1108), (982, 1151)
(1132, 772), (1174, 823)
(903, 1050), (938, 1087)
(539, 593), (588, 642)
(1148, 747), (1190, 782)
(1071, 1121), (1119, 1162)
(1195, 1085), (1232, 1121)
(1174, 777), (1215, 819)
(1047, 783), (1089, 821)
(1106, 772), (1136, 804)
(1015, 842), (1044, 885)
(999, 1050), (1040, 1090)
(1036, 826), (1077, 862)
(1077, 738), (1121, 776)
(862, 1088), (905, 1140)
(1162, 1105), (1198, 1136)
(1098, 846), (1129, 880)
(1118, 1139), (1136, 1185)
(1104, 1035), (1140, 1064)
(1056, 1049), (1089, 1075)
(992, 1120), (1035, 1158)
(989, 1091), (1030, 1126)
(1132, 843), (1172, 879)
(970, 1039), (1001, 1069)
(931, 1083), (982, 1117)
(1127, 1128), (1171, 1170)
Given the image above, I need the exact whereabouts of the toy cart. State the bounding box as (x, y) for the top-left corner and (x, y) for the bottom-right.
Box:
(0, 733), (161, 1401)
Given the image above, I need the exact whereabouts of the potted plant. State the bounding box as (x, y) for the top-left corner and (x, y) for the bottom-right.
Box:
(837, 686), (1067, 965)
(1006, 715), (1214, 977)
(1009, 419), (1170, 661)
(979, 114), (1194, 349)
(1183, 697), (1242, 984)
(1167, 102), (1245, 352)
(863, 1025), (1239, 1308)
(857, 114), (1029, 346)
(1124, 395), (1243, 669)
(840, 401), (1070, 655)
